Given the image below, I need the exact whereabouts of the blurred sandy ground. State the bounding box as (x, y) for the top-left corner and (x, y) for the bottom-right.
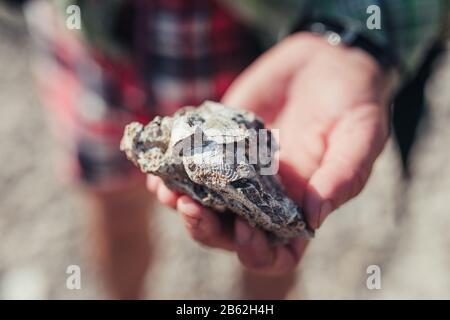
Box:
(1, 4), (450, 299)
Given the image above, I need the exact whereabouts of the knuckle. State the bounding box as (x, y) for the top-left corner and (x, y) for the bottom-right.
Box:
(351, 165), (371, 196)
(243, 258), (270, 270)
(238, 251), (273, 270)
(189, 229), (209, 243)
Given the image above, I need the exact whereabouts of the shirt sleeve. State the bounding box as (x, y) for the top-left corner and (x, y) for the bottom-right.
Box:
(220, 0), (449, 83)
(305, 0), (449, 82)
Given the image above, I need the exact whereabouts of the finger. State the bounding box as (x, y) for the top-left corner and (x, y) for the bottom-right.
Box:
(234, 220), (300, 275)
(156, 182), (179, 209)
(289, 237), (309, 261)
(235, 219), (275, 269)
(235, 219), (303, 276)
(305, 104), (388, 229)
(177, 196), (234, 251)
(146, 175), (160, 193)
(178, 196), (202, 229)
(267, 245), (300, 276)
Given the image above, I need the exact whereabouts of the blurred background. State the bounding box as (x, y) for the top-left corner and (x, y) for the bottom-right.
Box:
(1, 2), (450, 299)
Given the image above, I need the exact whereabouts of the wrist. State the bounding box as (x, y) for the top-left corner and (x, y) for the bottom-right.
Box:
(290, 31), (398, 105)
(292, 18), (394, 71)
(290, 18), (400, 100)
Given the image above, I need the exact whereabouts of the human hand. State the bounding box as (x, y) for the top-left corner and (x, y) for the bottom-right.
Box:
(148, 33), (392, 275)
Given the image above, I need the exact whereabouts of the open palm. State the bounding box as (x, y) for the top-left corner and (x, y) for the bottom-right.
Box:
(148, 33), (392, 275)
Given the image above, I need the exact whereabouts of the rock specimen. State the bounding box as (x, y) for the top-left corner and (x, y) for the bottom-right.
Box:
(120, 101), (313, 242)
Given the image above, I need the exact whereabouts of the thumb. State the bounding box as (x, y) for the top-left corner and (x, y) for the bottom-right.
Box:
(304, 104), (388, 229)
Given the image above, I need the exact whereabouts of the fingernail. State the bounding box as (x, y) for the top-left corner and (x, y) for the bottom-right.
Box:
(178, 199), (199, 217)
(146, 175), (155, 189)
(318, 201), (333, 228)
(235, 220), (254, 245)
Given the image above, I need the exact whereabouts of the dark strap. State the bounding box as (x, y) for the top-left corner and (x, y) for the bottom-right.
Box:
(292, 18), (394, 71)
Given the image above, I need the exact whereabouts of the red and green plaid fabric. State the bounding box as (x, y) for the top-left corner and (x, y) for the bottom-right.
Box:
(26, 0), (449, 188)
(28, 0), (261, 188)
(221, 0), (449, 80)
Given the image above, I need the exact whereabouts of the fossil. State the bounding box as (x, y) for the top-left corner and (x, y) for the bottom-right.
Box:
(120, 101), (313, 242)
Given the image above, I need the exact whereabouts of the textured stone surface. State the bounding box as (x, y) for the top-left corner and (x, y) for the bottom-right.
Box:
(121, 101), (313, 241)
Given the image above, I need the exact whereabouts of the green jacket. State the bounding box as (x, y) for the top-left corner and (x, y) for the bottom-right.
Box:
(55, 0), (450, 83)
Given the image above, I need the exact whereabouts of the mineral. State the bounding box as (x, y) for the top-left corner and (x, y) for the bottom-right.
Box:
(120, 101), (313, 242)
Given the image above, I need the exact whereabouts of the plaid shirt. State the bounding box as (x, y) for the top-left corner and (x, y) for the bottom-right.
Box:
(26, 0), (449, 188)
(58, 0), (449, 80)
(27, 0), (261, 188)
(222, 0), (450, 81)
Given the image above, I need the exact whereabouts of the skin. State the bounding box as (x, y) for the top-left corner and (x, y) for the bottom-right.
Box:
(148, 33), (393, 277)
(85, 180), (152, 299)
